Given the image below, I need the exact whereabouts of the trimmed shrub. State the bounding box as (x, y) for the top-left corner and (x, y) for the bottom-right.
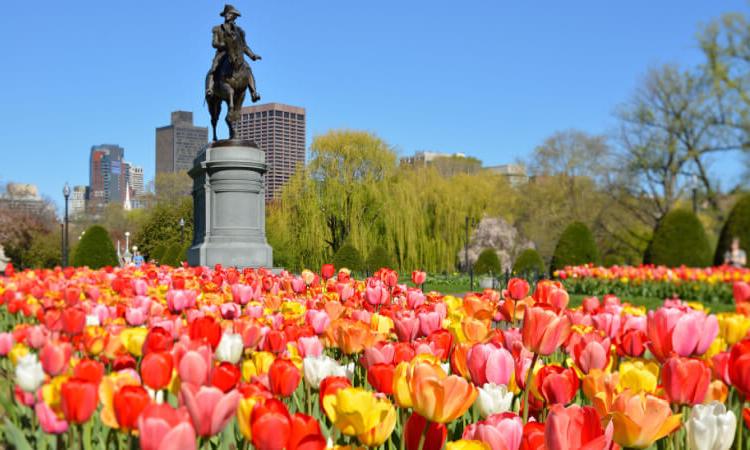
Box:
(551, 222), (599, 272)
(150, 243), (167, 262)
(474, 248), (501, 275)
(714, 194), (750, 265)
(333, 243), (364, 272)
(513, 248), (545, 275)
(160, 242), (183, 267)
(644, 209), (711, 267)
(72, 225), (118, 269)
(367, 245), (395, 271)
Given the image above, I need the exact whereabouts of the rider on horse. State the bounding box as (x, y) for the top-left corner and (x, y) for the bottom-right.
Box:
(206, 4), (261, 102)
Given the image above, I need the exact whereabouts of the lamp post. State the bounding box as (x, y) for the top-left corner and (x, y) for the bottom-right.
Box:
(123, 232), (132, 265)
(180, 217), (185, 244)
(691, 173), (699, 214)
(465, 216), (474, 292)
(62, 183), (70, 267)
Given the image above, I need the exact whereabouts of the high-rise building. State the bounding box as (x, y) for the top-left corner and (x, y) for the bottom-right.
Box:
(89, 144), (128, 209)
(69, 185), (88, 217)
(0, 183), (54, 217)
(127, 165), (145, 197)
(155, 111), (209, 173)
(234, 103), (306, 202)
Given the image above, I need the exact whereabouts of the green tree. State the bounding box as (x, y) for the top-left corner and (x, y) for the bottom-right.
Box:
(21, 231), (61, 269)
(332, 243), (364, 272)
(160, 242), (183, 267)
(714, 194), (750, 265)
(154, 172), (192, 205)
(551, 222), (600, 272)
(72, 225), (118, 268)
(134, 198), (193, 260)
(150, 243), (168, 263)
(513, 249), (545, 274)
(428, 155), (483, 177)
(645, 209), (712, 267)
(474, 248), (501, 275)
(366, 245), (395, 272)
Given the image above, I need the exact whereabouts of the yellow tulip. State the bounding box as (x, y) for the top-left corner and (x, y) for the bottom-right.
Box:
(446, 441), (491, 450)
(236, 397), (257, 440)
(98, 370), (140, 429)
(119, 327), (148, 357)
(370, 313), (393, 335)
(9, 343), (29, 366)
(41, 375), (69, 416)
(242, 359), (258, 382)
(253, 351), (275, 374)
(618, 360), (659, 394)
(356, 401), (397, 447)
(717, 313), (750, 345)
(323, 387), (392, 436)
(281, 301), (305, 319)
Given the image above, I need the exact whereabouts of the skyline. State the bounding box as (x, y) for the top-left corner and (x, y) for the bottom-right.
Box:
(0, 1), (748, 210)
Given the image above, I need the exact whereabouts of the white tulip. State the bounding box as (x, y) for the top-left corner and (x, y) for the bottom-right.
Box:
(215, 332), (243, 364)
(15, 354), (45, 393)
(303, 355), (348, 387)
(476, 383), (514, 418)
(686, 402), (736, 450)
(85, 314), (100, 327)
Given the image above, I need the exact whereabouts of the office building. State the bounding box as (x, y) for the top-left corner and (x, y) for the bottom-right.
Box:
(0, 183), (54, 217)
(401, 151), (467, 166)
(234, 103), (306, 202)
(486, 164), (529, 187)
(155, 111), (209, 173)
(89, 144), (128, 209)
(127, 165), (145, 197)
(69, 185), (88, 217)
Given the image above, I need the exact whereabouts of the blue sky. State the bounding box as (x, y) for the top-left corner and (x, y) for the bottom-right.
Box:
(0, 1), (747, 210)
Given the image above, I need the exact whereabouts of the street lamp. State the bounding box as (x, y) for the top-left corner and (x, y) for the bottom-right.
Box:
(62, 183), (71, 267)
(179, 217), (186, 244)
(690, 173), (699, 214)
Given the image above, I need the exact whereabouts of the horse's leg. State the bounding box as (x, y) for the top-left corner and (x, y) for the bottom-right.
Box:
(224, 84), (236, 139)
(248, 71), (260, 103)
(209, 99), (220, 141)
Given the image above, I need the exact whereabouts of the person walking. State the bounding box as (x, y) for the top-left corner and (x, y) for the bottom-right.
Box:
(725, 237), (747, 268)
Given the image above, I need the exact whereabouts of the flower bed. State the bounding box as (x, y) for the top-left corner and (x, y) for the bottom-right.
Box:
(555, 264), (750, 304)
(0, 264), (749, 449)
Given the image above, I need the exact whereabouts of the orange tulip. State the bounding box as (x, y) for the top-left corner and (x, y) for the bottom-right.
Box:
(609, 390), (682, 449)
(330, 320), (376, 355)
(582, 369), (620, 417)
(521, 306), (571, 356)
(408, 361), (477, 423)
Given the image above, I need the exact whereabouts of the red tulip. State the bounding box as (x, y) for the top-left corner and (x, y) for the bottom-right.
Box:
(288, 413), (326, 450)
(141, 351), (174, 390)
(251, 398), (292, 450)
(73, 359), (104, 384)
(661, 356), (710, 406)
(617, 329), (647, 358)
(535, 365), (579, 405)
(405, 412), (447, 450)
(269, 358), (301, 397)
(40, 341), (72, 376)
(61, 379), (99, 424)
(412, 271), (427, 286)
(729, 338), (750, 398)
(189, 316), (222, 350)
(522, 306), (571, 355)
(544, 404), (614, 450)
(143, 326), (174, 355)
(113, 354), (137, 371)
(61, 307), (86, 335)
(211, 361), (241, 393)
(712, 352), (731, 385)
(321, 264), (335, 280)
(113, 385), (151, 431)
(367, 363), (395, 395)
(507, 278), (530, 301)
(521, 421), (546, 450)
(137, 403), (196, 450)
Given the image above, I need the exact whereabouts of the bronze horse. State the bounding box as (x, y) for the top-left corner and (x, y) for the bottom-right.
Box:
(205, 32), (261, 141)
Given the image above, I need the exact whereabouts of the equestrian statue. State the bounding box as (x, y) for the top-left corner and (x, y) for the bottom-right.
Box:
(205, 4), (262, 141)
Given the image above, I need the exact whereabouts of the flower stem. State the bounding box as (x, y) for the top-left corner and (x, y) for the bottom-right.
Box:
(522, 353), (539, 424)
(417, 421), (428, 450)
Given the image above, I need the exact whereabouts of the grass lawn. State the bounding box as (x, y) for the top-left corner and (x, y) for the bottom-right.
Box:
(567, 294), (736, 313)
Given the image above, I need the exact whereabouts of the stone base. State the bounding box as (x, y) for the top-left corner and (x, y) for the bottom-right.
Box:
(187, 140), (274, 268)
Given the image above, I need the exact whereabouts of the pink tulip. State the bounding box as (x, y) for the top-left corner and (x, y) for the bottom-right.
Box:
(363, 343), (396, 369)
(133, 279), (149, 296)
(26, 326), (48, 349)
(351, 309), (372, 324)
(180, 384), (240, 437)
(412, 271), (427, 286)
(569, 333), (610, 375)
(40, 342), (72, 376)
(463, 412), (523, 450)
(647, 307), (718, 361)
(36, 401), (69, 434)
(591, 312), (621, 339)
(231, 284), (254, 305)
(178, 349), (211, 386)
(126, 307), (147, 326)
(467, 343), (514, 387)
(418, 311), (443, 337)
(406, 290), (426, 309)
(306, 310), (330, 334)
(365, 283), (389, 306)
(544, 404), (613, 450)
(297, 336), (323, 357)
(138, 404), (197, 450)
(581, 296), (600, 314)
(246, 304), (264, 319)
(393, 315), (420, 342)
(167, 290), (197, 312)
(291, 277), (306, 294)
(339, 283), (355, 301)
(220, 303), (241, 320)
(0, 332), (14, 355)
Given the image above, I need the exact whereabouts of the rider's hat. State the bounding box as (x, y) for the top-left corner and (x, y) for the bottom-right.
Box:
(220, 4), (241, 17)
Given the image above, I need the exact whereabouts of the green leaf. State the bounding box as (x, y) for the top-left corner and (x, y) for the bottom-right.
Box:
(3, 417), (34, 450)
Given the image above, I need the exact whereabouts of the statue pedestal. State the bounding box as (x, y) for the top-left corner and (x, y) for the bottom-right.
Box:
(187, 140), (273, 268)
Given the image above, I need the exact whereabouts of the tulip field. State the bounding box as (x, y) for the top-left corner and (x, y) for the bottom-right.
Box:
(3, 263), (750, 450)
(556, 264), (750, 304)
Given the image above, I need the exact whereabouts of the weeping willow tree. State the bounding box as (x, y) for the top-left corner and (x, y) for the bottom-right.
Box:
(268, 129), (516, 272)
